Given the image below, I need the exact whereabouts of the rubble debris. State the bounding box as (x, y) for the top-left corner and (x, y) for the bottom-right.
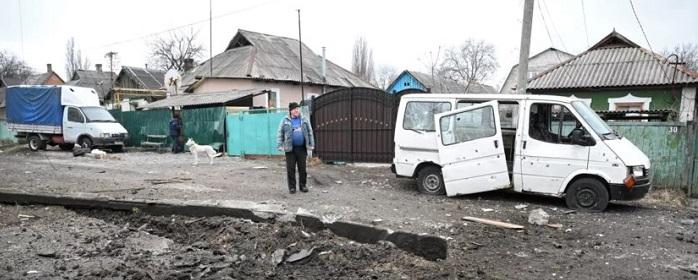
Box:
(528, 209), (550, 226)
(514, 204), (528, 210)
(36, 250), (57, 258)
(252, 166), (268, 169)
(462, 216), (524, 230)
(679, 219), (695, 226)
(271, 249), (285, 266)
(481, 208), (494, 212)
(285, 247), (315, 263)
(371, 219), (383, 225)
(546, 223), (563, 229)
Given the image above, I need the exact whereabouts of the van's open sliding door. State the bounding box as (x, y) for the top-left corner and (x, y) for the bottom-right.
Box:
(434, 101), (511, 196)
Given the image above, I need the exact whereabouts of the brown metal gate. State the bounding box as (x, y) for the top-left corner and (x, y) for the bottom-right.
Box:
(311, 87), (400, 163)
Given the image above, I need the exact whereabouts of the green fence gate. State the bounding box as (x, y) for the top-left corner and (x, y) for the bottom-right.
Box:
(226, 109), (287, 156)
(181, 107), (227, 147)
(109, 109), (172, 147)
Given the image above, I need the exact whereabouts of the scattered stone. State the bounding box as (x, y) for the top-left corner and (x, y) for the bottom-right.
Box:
(301, 231), (311, 238)
(371, 219), (383, 225)
(514, 204), (528, 210)
(252, 166), (268, 169)
(679, 219), (695, 226)
(481, 208), (494, 212)
(514, 252), (529, 258)
(36, 250), (56, 258)
(528, 209), (550, 226)
(546, 223), (563, 229)
(334, 180), (343, 184)
(552, 242), (563, 249)
(271, 249), (285, 266)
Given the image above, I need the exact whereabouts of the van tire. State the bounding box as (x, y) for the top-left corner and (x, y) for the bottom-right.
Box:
(27, 135), (45, 151)
(78, 137), (93, 149)
(417, 166), (446, 195)
(565, 178), (609, 212)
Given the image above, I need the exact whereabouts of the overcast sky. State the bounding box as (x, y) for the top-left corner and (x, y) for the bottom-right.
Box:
(1, 0), (697, 89)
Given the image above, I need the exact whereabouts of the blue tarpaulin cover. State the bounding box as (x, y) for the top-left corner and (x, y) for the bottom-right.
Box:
(6, 86), (63, 126)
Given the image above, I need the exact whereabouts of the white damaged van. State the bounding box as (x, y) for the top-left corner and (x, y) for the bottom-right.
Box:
(392, 94), (651, 212)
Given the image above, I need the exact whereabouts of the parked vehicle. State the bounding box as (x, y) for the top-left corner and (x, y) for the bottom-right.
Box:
(392, 94), (651, 212)
(6, 85), (128, 152)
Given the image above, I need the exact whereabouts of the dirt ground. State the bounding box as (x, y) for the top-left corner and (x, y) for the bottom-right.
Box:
(0, 146), (697, 279)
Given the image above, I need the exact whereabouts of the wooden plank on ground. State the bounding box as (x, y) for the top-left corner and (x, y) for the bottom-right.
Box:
(462, 216), (525, 230)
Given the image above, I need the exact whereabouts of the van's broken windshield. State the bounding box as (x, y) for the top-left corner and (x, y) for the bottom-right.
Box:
(571, 101), (617, 140)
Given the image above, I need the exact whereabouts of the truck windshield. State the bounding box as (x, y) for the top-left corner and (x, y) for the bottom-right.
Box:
(81, 107), (116, 123)
(571, 101), (617, 140)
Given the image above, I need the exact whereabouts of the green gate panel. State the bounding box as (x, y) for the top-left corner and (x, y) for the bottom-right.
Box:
(226, 109), (287, 156)
(109, 109), (172, 147)
(181, 107), (226, 146)
(609, 122), (687, 189)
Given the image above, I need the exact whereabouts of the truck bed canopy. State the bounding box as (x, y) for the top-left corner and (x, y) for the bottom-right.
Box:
(6, 85), (100, 126)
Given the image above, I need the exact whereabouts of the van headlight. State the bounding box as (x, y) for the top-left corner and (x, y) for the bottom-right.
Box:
(628, 166), (644, 177)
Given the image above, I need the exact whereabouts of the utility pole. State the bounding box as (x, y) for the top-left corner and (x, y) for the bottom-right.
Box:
(104, 51), (118, 89)
(209, 0), (213, 77)
(516, 0), (534, 94)
(297, 9), (305, 101)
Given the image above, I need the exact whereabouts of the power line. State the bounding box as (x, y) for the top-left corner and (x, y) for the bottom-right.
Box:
(628, 0), (654, 53)
(540, 0), (567, 51)
(17, 0), (24, 59)
(86, 0), (278, 50)
(580, 0), (590, 47)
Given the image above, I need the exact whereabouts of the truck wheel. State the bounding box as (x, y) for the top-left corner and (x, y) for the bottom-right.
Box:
(565, 178), (609, 212)
(59, 144), (75, 151)
(27, 135), (45, 151)
(78, 137), (93, 149)
(417, 165), (446, 195)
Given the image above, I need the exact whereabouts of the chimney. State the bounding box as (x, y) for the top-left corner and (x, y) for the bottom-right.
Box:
(46, 64), (52, 73)
(183, 58), (194, 72)
(95, 64), (103, 73)
(321, 47), (327, 83)
(145, 63), (148, 70)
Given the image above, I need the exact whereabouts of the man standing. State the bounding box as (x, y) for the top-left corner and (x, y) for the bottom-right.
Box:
(277, 102), (315, 194)
(169, 112), (183, 153)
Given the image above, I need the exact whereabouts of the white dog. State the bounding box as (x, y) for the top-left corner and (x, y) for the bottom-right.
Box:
(184, 138), (222, 165)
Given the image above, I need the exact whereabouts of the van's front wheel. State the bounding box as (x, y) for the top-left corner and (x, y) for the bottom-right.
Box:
(565, 178), (609, 212)
(417, 166), (445, 195)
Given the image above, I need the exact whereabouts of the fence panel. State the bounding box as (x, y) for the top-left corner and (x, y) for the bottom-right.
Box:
(227, 109), (287, 156)
(109, 109), (171, 147)
(608, 122), (687, 188)
(181, 107), (226, 145)
(0, 120), (17, 143)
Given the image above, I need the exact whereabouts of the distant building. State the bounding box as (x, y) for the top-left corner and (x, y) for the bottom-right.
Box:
(66, 64), (115, 105)
(527, 31), (698, 122)
(500, 47), (574, 94)
(23, 64), (64, 86)
(180, 29), (373, 109)
(386, 70), (497, 94)
(108, 66), (167, 109)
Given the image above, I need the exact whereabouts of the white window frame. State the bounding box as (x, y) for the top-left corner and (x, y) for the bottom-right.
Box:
(607, 93), (651, 111)
(266, 88), (281, 108)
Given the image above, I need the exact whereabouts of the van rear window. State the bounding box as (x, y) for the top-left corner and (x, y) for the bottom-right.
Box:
(403, 101), (452, 131)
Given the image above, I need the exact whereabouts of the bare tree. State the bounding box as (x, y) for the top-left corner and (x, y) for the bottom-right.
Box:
(663, 43), (698, 72)
(418, 47), (443, 87)
(0, 50), (34, 82)
(351, 36), (375, 84)
(65, 37), (90, 78)
(375, 64), (399, 90)
(440, 39), (498, 92)
(149, 29), (205, 71)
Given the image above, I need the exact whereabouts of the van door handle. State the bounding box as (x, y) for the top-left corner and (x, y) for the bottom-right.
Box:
(494, 140), (498, 148)
(523, 140), (527, 149)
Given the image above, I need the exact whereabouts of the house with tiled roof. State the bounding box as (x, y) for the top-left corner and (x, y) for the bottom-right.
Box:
(527, 31), (698, 122)
(66, 64), (115, 104)
(108, 66), (167, 109)
(500, 47), (574, 94)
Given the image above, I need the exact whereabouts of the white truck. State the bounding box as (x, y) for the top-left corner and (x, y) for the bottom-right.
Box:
(6, 85), (128, 152)
(392, 94), (651, 212)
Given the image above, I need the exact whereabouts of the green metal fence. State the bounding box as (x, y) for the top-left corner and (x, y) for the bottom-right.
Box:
(0, 120), (17, 143)
(181, 107), (226, 146)
(109, 109), (172, 147)
(608, 122), (688, 188)
(226, 109), (288, 156)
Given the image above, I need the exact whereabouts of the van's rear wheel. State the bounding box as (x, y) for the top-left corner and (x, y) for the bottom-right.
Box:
(417, 166), (445, 195)
(565, 178), (609, 212)
(27, 135), (45, 151)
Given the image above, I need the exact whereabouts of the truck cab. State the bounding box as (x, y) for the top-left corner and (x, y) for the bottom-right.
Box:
(63, 105), (127, 151)
(393, 94), (651, 212)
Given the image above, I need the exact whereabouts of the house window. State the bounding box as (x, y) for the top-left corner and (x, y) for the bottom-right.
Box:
(267, 89), (280, 108)
(608, 93), (651, 111)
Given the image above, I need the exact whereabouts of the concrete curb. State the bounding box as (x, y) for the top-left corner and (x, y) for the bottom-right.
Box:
(0, 190), (448, 261)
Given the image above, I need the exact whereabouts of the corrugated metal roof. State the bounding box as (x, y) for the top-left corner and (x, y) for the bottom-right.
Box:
(140, 89), (261, 109)
(66, 70), (115, 100)
(182, 29), (373, 89)
(528, 33), (698, 90)
(120, 66), (166, 90)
